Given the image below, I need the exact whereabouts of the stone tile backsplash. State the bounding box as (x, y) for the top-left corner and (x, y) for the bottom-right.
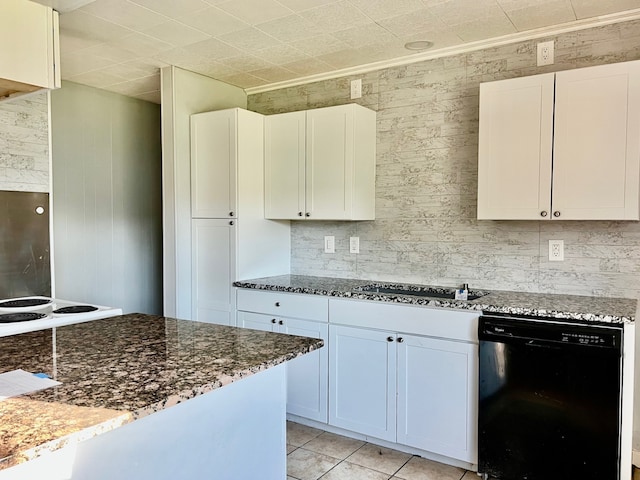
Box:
(0, 92), (49, 193)
(249, 19), (640, 299)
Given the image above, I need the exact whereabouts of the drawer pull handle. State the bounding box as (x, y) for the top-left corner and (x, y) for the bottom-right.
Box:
(278, 320), (284, 325)
(397, 337), (404, 343)
(298, 212), (303, 217)
(553, 211), (560, 217)
(275, 302), (281, 307)
(540, 211), (548, 217)
(271, 318), (277, 324)
(387, 336), (394, 342)
(229, 211), (234, 217)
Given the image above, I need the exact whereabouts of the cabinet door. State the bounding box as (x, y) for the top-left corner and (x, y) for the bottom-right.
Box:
(329, 325), (396, 441)
(264, 111), (306, 219)
(190, 110), (237, 219)
(306, 106), (354, 220)
(0, 0), (59, 95)
(280, 318), (329, 423)
(397, 335), (478, 463)
(237, 311), (276, 332)
(191, 219), (235, 326)
(477, 73), (555, 220)
(553, 61), (640, 220)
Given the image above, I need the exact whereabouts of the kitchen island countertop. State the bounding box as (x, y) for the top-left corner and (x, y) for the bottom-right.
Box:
(234, 274), (638, 324)
(0, 314), (323, 471)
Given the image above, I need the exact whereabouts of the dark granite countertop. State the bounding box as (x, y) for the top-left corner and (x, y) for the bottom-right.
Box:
(234, 275), (638, 324)
(0, 314), (323, 470)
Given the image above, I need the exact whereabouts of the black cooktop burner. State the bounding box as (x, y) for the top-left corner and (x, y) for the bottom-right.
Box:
(0, 298), (51, 309)
(0, 312), (48, 323)
(53, 305), (98, 314)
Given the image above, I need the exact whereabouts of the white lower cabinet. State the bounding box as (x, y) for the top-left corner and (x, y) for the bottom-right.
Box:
(397, 335), (478, 463)
(238, 290), (479, 465)
(236, 290), (329, 423)
(329, 325), (397, 441)
(329, 298), (479, 465)
(329, 324), (477, 463)
(191, 219), (234, 326)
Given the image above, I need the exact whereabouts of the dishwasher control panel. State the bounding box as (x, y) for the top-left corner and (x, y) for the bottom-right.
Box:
(479, 314), (622, 349)
(561, 332), (611, 346)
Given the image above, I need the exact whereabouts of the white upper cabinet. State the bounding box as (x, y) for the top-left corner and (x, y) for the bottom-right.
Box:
(478, 60), (640, 220)
(191, 109), (236, 219)
(0, 0), (60, 100)
(264, 111), (306, 219)
(553, 62), (640, 220)
(477, 73), (554, 220)
(264, 104), (376, 221)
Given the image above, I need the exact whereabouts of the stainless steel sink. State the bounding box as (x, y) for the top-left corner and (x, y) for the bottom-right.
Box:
(356, 285), (487, 301)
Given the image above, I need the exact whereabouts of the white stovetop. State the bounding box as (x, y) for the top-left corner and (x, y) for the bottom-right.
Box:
(0, 298), (122, 337)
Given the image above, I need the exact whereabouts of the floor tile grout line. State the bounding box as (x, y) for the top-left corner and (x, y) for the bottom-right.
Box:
(387, 453), (416, 479)
(287, 423), (473, 480)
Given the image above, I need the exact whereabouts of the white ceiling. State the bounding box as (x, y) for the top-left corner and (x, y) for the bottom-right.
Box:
(33, 0), (640, 104)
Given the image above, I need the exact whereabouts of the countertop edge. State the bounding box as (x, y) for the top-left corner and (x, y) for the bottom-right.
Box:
(0, 412), (134, 470)
(130, 340), (324, 421)
(233, 278), (637, 324)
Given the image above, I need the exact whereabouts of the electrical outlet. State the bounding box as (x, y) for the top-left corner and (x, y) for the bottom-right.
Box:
(537, 40), (554, 66)
(549, 239), (564, 261)
(324, 236), (335, 254)
(350, 79), (362, 99)
(350, 236), (359, 254)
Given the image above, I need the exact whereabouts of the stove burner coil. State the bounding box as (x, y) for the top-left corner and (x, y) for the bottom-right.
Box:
(0, 312), (48, 323)
(0, 298), (52, 309)
(53, 305), (99, 314)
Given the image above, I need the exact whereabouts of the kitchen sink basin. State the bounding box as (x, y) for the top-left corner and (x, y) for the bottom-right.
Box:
(356, 285), (487, 301)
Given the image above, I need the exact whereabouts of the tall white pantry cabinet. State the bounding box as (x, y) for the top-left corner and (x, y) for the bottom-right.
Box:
(190, 108), (290, 325)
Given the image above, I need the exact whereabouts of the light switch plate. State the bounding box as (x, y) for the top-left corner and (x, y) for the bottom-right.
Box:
(324, 236), (335, 254)
(350, 236), (359, 254)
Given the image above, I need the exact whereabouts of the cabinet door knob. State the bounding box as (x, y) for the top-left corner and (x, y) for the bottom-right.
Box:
(298, 212), (303, 217)
(229, 221), (234, 226)
(387, 336), (394, 342)
(271, 318), (277, 324)
(540, 211), (548, 217)
(275, 302), (281, 307)
(305, 212), (310, 217)
(229, 212), (234, 217)
(278, 320), (284, 325)
(397, 337), (404, 343)
(553, 211), (560, 217)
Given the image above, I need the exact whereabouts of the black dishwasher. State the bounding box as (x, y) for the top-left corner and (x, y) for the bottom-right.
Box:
(478, 313), (623, 480)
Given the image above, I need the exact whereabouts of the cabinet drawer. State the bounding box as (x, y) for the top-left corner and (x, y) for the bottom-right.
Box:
(237, 289), (328, 321)
(329, 298), (478, 343)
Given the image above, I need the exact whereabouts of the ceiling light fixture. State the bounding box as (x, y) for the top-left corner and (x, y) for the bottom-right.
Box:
(404, 41), (434, 51)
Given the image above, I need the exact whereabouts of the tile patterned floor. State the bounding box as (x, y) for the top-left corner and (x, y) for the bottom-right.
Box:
(286, 422), (478, 480)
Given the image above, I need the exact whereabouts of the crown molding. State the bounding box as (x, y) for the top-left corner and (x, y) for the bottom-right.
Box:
(245, 8), (640, 95)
